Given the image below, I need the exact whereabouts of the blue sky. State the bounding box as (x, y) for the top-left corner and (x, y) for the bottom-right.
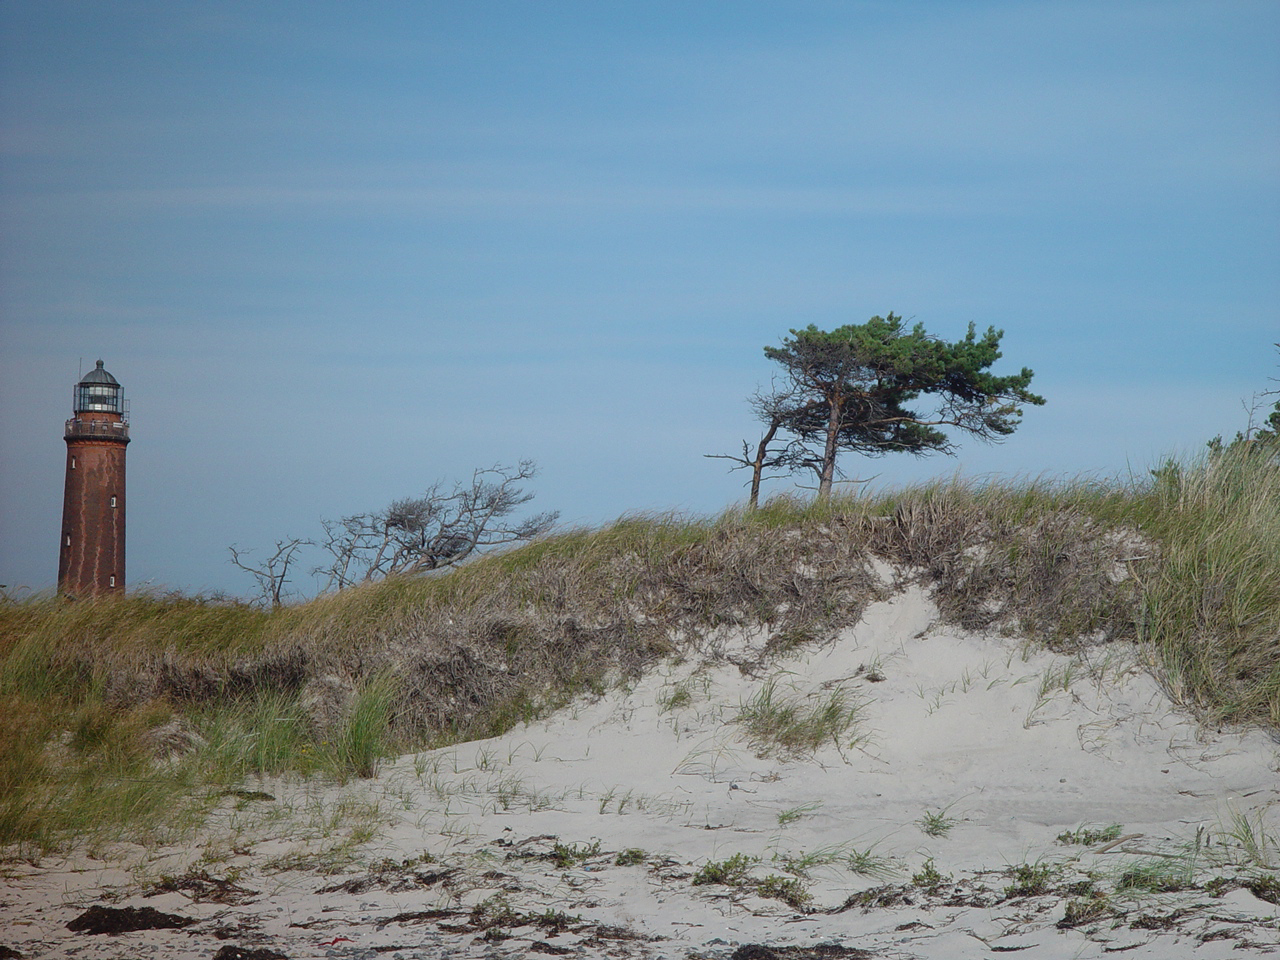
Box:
(2, 1), (1277, 597)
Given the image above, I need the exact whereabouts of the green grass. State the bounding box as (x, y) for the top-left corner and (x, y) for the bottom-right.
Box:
(1134, 446), (1280, 725)
(911, 858), (952, 893)
(1060, 891), (1112, 927)
(549, 838), (602, 868)
(917, 805), (958, 838)
(773, 843), (848, 877)
(3, 446), (1277, 853)
(845, 843), (897, 880)
(1057, 824), (1123, 847)
(692, 852), (758, 886)
(322, 671), (399, 780)
(754, 874), (812, 910)
(777, 801), (821, 826)
(690, 853), (811, 910)
(1003, 860), (1058, 898)
(1116, 858), (1197, 894)
(190, 690), (317, 783)
(735, 679), (866, 759)
(1220, 806), (1276, 869)
(0, 692), (210, 857)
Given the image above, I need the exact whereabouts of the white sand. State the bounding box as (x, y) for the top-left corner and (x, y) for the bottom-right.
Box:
(3, 581), (1278, 959)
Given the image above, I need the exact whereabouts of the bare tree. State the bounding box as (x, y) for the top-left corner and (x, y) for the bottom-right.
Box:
(313, 460), (558, 591)
(706, 381), (814, 510)
(228, 538), (305, 608)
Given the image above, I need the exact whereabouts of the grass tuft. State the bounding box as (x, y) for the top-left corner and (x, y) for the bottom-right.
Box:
(1003, 860), (1057, 898)
(550, 838), (602, 869)
(1116, 859), (1196, 894)
(917, 805), (958, 838)
(754, 874), (812, 910)
(1057, 824), (1123, 847)
(1221, 806), (1276, 868)
(323, 671), (399, 780)
(1059, 891), (1112, 928)
(735, 679), (866, 759)
(911, 858), (952, 894)
(845, 844), (897, 880)
(614, 847), (647, 866)
(692, 852), (758, 887)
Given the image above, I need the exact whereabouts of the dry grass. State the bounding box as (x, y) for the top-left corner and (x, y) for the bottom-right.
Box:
(2, 447), (1276, 853)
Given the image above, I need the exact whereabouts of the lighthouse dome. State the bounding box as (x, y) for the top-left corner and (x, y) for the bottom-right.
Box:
(79, 359), (119, 386)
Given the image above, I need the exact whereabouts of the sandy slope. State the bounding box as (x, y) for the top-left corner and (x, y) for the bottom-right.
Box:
(3, 582), (1278, 959)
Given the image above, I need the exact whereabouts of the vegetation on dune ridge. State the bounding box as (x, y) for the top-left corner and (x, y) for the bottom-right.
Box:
(2, 444), (1278, 854)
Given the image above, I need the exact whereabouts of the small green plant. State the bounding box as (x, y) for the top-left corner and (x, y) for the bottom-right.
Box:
(754, 874), (812, 910)
(1003, 861), (1056, 898)
(1056, 824), (1123, 846)
(911, 858), (951, 894)
(917, 805), (958, 838)
(763, 627), (820, 656)
(369, 852), (436, 874)
(845, 844), (897, 880)
(523, 908), (582, 933)
(1245, 874), (1280, 904)
(777, 801), (821, 826)
(1204, 875), (1235, 897)
(692, 852), (758, 886)
(493, 775), (531, 812)
(1222, 806), (1276, 868)
(774, 844), (846, 878)
(469, 893), (520, 930)
(657, 680), (695, 712)
(614, 848), (647, 866)
(550, 838), (601, 868)
(466, 895), (581, 934)
(1059, 891), (1112, 928)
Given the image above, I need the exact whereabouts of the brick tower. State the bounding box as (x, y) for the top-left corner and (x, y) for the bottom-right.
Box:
(59, 360), (129, 597)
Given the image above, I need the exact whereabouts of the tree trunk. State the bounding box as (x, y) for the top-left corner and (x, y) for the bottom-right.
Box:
(818, 395), (842, 498)
(748, 419), (783, 510)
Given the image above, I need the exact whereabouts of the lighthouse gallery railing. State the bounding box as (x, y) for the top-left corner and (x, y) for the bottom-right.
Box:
(65, 418), (130, 440)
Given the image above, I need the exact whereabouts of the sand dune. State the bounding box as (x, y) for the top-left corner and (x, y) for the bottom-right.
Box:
(3, 579), (1277, 959)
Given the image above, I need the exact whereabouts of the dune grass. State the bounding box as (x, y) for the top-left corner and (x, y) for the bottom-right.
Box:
(1134, 448), (1280, 724)
(1, 445), (1276, 854)
(735, 678), (867, 759)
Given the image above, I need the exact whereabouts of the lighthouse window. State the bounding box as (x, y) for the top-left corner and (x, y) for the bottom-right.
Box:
(109, 576), (116, 587)
(71, 457), (77, 469)
(66, 535), (71, 546)
(110, 496), (117, 508)
(76, 383), (120, 412)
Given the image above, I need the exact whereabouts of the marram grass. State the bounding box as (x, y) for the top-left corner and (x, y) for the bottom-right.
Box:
(1134, 447), (1280, 725)
(1, 448), (1276, 854)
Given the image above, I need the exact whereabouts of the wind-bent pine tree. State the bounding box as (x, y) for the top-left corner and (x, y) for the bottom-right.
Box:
(713, 314), (1046, 506)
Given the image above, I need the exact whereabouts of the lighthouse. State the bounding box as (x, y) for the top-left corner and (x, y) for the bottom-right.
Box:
(58, 360), (129, 597)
